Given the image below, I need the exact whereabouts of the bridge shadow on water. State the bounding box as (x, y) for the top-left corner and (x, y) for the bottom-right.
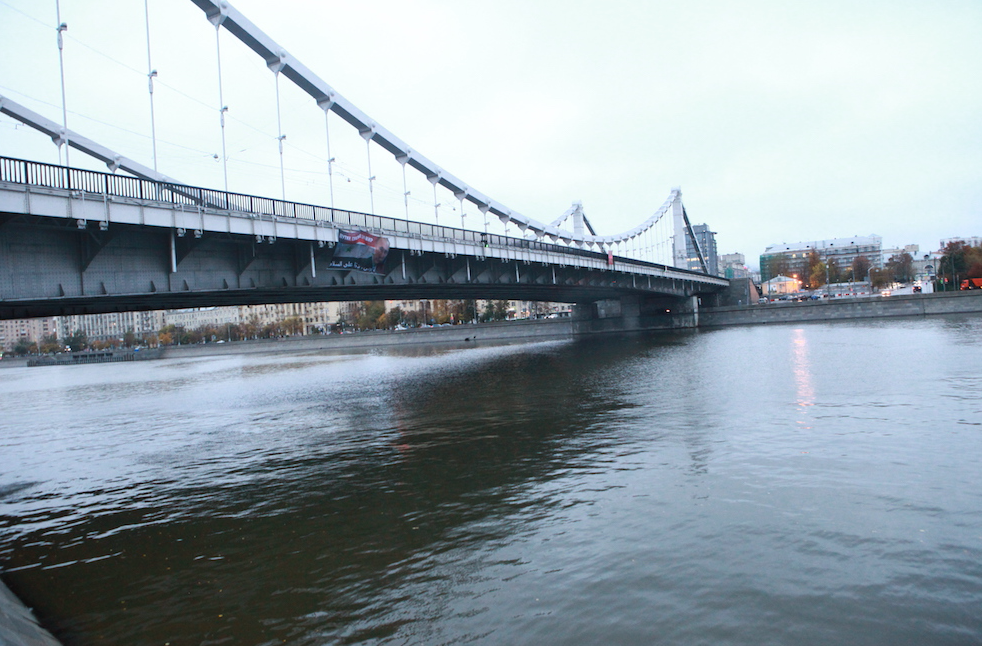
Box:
(0, 331), (713, 645)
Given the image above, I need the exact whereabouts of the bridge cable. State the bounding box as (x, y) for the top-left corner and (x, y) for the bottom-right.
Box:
(143, 0), (158, 174)
(321, 109), (335, 209)
(400, 161), (409, 219)
(273, 70), (286, 200)
(214, 23), (229, 191)
(431, 180), (440, 226)
(365, 137), (375, 214)
(54, 0), (70, 167)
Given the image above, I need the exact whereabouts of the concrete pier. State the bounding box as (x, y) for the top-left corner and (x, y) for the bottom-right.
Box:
(0, 579), (60, 646)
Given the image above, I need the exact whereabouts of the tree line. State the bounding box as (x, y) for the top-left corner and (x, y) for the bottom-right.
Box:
(342, 299), (512, 330)
(765, 242), (982, 291)
(936, 241), (982, 290)
(5, 299), (518, 356)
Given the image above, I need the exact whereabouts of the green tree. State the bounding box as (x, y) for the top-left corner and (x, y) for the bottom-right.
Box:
(809, 262), (827, 289)
(282, 316), (305, 336)
(39, 334), (61, 354)
(457, 299), (478, 323)
(260, 321), (281, 338)
(402, 308), (421, 328)
(968, 245), (982, 280)
(12, 339), (37, 356)
(355, 301), (386, 329)
(480, 300), (510, 322)
(380, 307), (402, 329)
(870, 267), (892, 289)
(65, 329), (88, 352)
(826, 257), (842, 284)
(803, 250), (823, 289)
(851, 255), (872, 284)
(886, 252), (914, 284)
(430, 299), (452, 324)
(937, 241), (976, 289)
(241, 317), (260, 340)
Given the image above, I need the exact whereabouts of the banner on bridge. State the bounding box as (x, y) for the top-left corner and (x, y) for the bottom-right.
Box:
(329, 230), (390, 274)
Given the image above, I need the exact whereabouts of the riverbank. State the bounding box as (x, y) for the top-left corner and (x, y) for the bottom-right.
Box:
(157, 317), (574, 360)
(701, 289), (982, 327)
(0, 319), (573, 369)
(2, 291), (979, 369)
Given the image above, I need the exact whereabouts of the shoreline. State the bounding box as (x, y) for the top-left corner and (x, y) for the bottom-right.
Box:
(2, 291), (980, 369)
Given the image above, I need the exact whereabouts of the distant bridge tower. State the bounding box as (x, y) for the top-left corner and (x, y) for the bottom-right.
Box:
(672, 195), (688, 269)
(671, 189), (708, 274)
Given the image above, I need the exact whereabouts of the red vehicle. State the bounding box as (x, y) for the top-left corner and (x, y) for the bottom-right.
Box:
(961, 278), (982, 290)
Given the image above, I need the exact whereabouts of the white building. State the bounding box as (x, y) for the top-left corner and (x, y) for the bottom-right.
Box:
(56, 310), (164, 344)
(880, 244), (919, 265)
(163, 307), (241, 330)
(718, 252), (749, 279)
(762, 275), (801, 297)
(940, 236), (981, 249)
(238, 302), (342, 334)
(761, 235), (883, 281)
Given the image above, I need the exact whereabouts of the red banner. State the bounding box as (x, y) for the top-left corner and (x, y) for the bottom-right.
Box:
(329, 230), (390, 273)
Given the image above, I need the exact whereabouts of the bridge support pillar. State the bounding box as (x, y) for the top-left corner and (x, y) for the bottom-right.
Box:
(572, 294), (699, 335)
(672, 295), (699, 329)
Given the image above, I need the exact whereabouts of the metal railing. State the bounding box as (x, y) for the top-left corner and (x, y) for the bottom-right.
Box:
(0, 155), (715, 279)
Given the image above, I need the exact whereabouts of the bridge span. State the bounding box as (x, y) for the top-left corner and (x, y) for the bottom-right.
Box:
(0, 157), (727, 322)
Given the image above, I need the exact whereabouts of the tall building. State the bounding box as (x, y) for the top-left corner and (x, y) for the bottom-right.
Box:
(880, 244), (919, 265)
(56, 310), (164, 344)
(0, 317), (58, 352)
(238, 302), (342, 334)
(718, 252), (748, 279)
(760, 235), (882, 282)
(686, 224), (718, 275)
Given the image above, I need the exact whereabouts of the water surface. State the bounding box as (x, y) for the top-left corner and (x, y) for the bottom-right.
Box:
(1, 317), (981, 645)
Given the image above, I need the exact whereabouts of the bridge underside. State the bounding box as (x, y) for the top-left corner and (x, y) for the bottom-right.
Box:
(0, 213), (719, 320)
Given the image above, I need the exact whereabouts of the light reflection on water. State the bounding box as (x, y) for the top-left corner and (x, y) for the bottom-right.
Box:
(1, 316), (981, 645)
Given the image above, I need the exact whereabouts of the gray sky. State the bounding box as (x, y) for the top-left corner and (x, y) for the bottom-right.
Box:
(1, 0), (980, 269)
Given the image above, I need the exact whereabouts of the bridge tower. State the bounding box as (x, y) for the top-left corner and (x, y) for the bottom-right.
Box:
(672, 193), (689, 270)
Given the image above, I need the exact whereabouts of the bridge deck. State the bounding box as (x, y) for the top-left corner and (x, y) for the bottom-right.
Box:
(0, 157), (726, 319)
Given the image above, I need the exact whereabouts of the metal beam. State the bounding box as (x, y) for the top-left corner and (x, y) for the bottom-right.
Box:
(0, 95), (178, 183)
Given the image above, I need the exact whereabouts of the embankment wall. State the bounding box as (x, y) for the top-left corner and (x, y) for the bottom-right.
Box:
(158, 318), (574, 359)
(0, 578), (60, 646)
(699, 290), (982, 327)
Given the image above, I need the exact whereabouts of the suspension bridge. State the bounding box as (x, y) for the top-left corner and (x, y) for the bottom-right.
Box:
(0, 0), (728, 329)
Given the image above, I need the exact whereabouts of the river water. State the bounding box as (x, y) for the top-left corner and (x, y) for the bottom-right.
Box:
(1, 316), (981, 645)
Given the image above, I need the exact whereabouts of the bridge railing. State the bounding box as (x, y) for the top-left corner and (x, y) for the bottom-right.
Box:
(0, 155), (718, 280)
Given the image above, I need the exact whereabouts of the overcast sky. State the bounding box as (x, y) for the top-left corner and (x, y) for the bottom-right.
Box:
(1, 0), (980, 269)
